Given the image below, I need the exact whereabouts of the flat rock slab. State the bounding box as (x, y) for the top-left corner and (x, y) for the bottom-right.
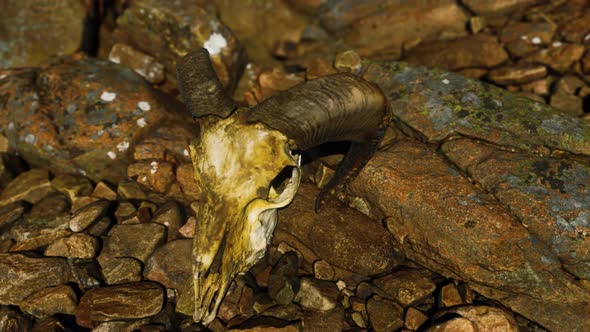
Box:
(278, 183), (403, 277)
(75, 282), (164, 328)
(98, 222), (167, 264)
(0, 253), (70, 304)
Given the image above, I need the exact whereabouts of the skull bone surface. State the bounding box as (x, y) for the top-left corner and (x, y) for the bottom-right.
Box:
(189, 114), (301, 324)
(176, 48), (388, 324)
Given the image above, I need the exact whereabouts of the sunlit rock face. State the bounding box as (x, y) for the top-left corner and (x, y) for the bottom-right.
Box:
(189, 113), (301, 324)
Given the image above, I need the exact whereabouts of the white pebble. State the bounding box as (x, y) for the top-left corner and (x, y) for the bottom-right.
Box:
(109, 56), (121, 64)
(552, 41), (562, 47)
(24, 134), (36, 144)
(137, 117), (147, 128)
(150, 161), (159, 174)
(520, 35), (528, 40)
(441, 78), (450, 85)
(531, 36), (542, 45)
(116, 140), (130, 152)
(585, 34), (590, 41)
(100, 91), (117, 102)
(203, 33), (227, 55)
(336, 280), (347, 291)
(138, 101), (151, 111)
(7, 122), (14, 130)
(107, 151), (117, 160)
(141, 176), (147, 182)
(183, 148), (190, 157)
(0, 74), (6, 80)
(97, 129), (104, 136)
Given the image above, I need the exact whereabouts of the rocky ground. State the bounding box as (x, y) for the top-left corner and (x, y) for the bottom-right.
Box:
(0, 0), (590, 331)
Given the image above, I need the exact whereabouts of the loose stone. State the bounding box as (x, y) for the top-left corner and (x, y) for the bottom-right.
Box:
(44, 233), (99, 259)
(294, 277), (339, 311)
(69, 199), (111, 232)
(19, 284), (77, 318)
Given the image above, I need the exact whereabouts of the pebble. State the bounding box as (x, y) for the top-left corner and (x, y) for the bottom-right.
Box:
(440, 283), (464, 307)
(108, 43), (165, 84)
(75, 282), (164, 328)
(179, 216), (196, 238)
(91, 182), (118, 201)
(427, 306), (518, 332)
(50, 174), (93, 201)
(143, 239), (192, 291)
(405, 307), (428, 330)
(0, 169), (52, 206)
(268, 251), (300, 305)
(487, 64), (547, 86)
(98, 223), (166, 264)
(69, 199), (111, 232)
(313, 259), (336, 280)
(117, 180), (148, 201)
(524, 43), (585, 73)
(44, 233), (99, 258)
(100, 257), (143, 285)
(19, 284), (77, 318)
(334, 50), (362, 74)
(151, 201), (185, 241)
(0, 253), (70, 304)
(294, 277), (339, 311)
(373, 269), (436, 307)
(366, 295), (404, 332)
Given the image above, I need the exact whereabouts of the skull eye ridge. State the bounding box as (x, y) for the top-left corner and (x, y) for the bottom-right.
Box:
(269, 165), (298, 200)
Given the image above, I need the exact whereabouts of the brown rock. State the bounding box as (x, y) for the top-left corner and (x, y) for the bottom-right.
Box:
(440, 283), (464, 307)
(334, 50), (362, 74)
(75, 282), (164, 328)
(278, 183), (403, 277)
(179, 216), (196, 238)
(19, 285), (77, 318)
(0, 0), (85, 67)
(499, 21), (555, 57)
(373, 269), (436, 307)
(228, 316), (301, 332)
(0, 202), (24, 230)
(114, 202), (136, 222)
(405, 34), (508, 71)
(108, 43), (165, 84)
(487, 64), (547, 86)
(520, 77), (550, 95)
(462, 0), (538, 15)
(9, 230), (71, 252)
(525, 43), (585, 72)
(69, 199), (111, 232)
(322, 0), (468, 59)
(44, 233), (98, 258)
(405, 307), (428, 330)
(151, 201), (185, 241)
(260, 303), (303, 321)
(98, 223), (167, 264)
(128, 160), (175, 193)
(302, 305), (344, 331)
(0, 253), (70, 304)
(100, 257), (143, 285)
(176, 163), (201, 202)
(144, 239), (192, 291)
(550, 91), (584, 116)
(554, 75), (587, 95)
(294, 277), (339, 311)
(71, 196), (100, 213)
(69, 258), (102, 291)
(0, 306), (32, 331)
(558, 12), (590, 43)
(268, 252), (300, 305)
(117, 180), (149, 201)
(50, 174), (93, 201)
(429, 306), (518, 332)
(313, 260), (335, 281)
(582, 50), (590, 74)
(306, 57), (337, 80)
(366, 295), (404, 332)
(91, 182), (118, 201)
(0, 169), (52, 206)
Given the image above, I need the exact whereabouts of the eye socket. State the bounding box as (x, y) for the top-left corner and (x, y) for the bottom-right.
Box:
(269, 166), (298, 200)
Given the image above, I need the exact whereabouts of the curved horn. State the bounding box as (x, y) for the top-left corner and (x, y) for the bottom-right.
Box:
(176, 48), (236, 118)
(247, 73), (390, 210)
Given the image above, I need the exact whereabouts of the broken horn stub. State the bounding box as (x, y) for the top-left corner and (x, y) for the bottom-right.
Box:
(247, 73), (390, 210)
(176, 48), (236, 119)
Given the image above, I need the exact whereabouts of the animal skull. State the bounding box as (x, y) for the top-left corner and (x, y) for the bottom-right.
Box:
(176, 48), (388, 324)
(189, 114), (301, 323)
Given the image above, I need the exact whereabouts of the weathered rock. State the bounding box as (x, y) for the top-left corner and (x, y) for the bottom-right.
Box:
(487, 64), (547, 86)
(0, 201), (24, 230)
(334, 50), (362, 74)
(108, 43), (165, 84)
(228, 316), (301, 332)
(51, 174), (93, 201)
(525, 43), (585, 73)
(151, 201), (185, 241)
(313, 260), (335, 281)
(89, 319), (151, 332)
(0, 57), (195, 183)
(268, 251), (300, 305)
(0, 169), (52, 206)
(294, 277), (339, 311)
(278, 183), (403, 276)
(0, 0), (85, 68)
(179, 215), (196, 238)
(320, 0), (468, 59)
(405, 307), (428, 330)
(0, 306), (32, 331)
(98, 223), (167, 264)
(0, 253), (70, 304)
(128, 160), (175, 193)
(100, 257), (143, 285)
(361, 61), (590, 155)
(117, 180), (149, 201)
(462, 0), (539, 16)
(69, 199), (111, 232)
(19, 285), (77, 318)
(550, 91), (584, 116)
(91, 181), (118, 201)
(9, 230), (72, 252)
(348, 139), (590, 331)
(86, 216), (113, 237)
(116, 0), (244, 90)
(428, 306), (518, 332)
(558, 12), (590, 43)
(144, 239), (192, 291)
(440, 283), (464, 307)
(302, 305), (344, 331)
(217, 279), (255, 323)
(260, 303), (304, 321)
(373, 269), (436, 307)
(44, 233), (98, 258)
(69, 258), (102, 291)
(176, 163), (201, 202)
(75, 282), (164, 328)
(366, 295), (404, 332)
(405, 34), (509, 71)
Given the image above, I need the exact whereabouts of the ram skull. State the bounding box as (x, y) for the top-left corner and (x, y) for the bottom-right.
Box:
(177, 49), (389, 324)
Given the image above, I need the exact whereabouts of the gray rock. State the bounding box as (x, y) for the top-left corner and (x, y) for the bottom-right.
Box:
(294, 277), (339, 311)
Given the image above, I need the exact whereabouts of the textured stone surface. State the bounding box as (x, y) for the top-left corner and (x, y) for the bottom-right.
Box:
(0, 254), (70, 304)
(100, 257), (143, 285)
(268, 252), (300, 305)
(0, 306), (32, 331)
(44, 233), (99, 258)
(19, 285), (77, 318)
(108, 43), (165, 84)
(294, 277), (339, 311)
(302, 305), (344, 331)
(524, 43), (585, 73)
(373, 270), (436, 307)
(0, 0), (85, 67)
(98, 223), (167, 264)
(405, 34), (509, 70)
(143, 239), (192, 291)
(462, 0), (539, 16)
(278, 183), (403, 277)
(151, 201), (185, 241)
(75, 282), (164, 328)
(69, 199), (111, 232)
(367, 295), (404, 332)
(0, 169), (52, 206)
(428, 306), (518, 332)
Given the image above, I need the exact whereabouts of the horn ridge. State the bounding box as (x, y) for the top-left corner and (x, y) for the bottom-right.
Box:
(176, 48), (236, 119)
